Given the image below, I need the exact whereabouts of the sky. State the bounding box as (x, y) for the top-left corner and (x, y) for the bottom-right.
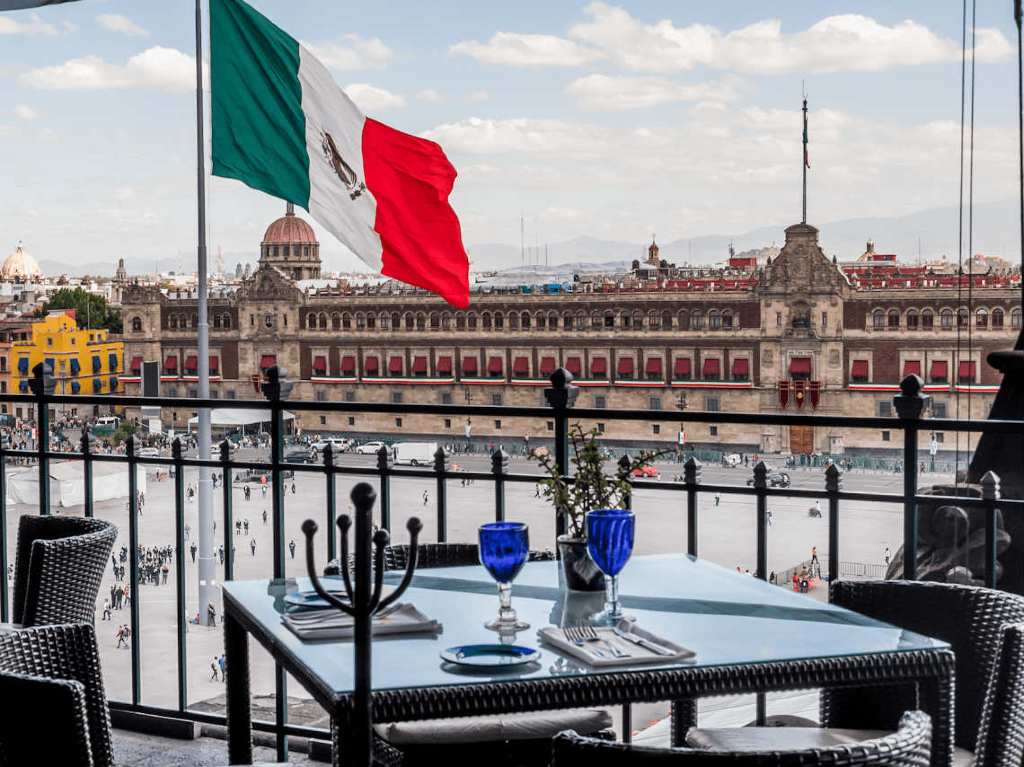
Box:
(0, 0), (1021, 273)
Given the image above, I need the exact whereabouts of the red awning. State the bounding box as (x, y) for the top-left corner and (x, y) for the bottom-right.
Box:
(673, 358), (691, 377)
(732, 358), (749, 378)
(184, 355), (198, 370)
(313, 355), (327, 371)
(617, 357), (634, 375)
(566, 356), (582, 375)
(789, 357), (812, 376)
(850, 360), (869, 379)
(702, 358), (720, 378)
(488, 356), (504, 374)
(540, 356), (556, 375)
(388, 356), (403, 373)
(412, 356), (428, 373)
(462, 356), (478, 373)
(260, 354), (276, 370)
(209, 355), (219, 372)
(341, 355), (356, 373)
(513, 356), (529, 375)
(587, 357), (604, 375)
(645, 357), (663, 375)
(364, 356), (379, 373)
(903, 360), (922, 378)
(436, 355), (452, 374)
(130, 356), (143, 373)
(958, 361), (976, 382)
(164, 356), (177, 370)
(930, 360), (947, 381)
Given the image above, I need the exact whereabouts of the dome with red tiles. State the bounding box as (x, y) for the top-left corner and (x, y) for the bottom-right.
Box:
(257, 203), (322, 281)
(262, 203), (318, 245)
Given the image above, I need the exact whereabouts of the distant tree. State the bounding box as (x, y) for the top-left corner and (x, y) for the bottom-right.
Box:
(40, 287), (122, 333)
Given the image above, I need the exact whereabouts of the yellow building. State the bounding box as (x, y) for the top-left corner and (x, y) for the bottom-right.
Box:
(11, 310), (124, 401)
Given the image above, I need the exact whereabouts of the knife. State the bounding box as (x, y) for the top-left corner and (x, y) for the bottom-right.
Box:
(613, 626), (674, 656)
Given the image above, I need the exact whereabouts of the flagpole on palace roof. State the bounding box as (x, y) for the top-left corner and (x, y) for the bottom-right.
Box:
(194, 0), (216, 630)
(802, 87), (808, 225)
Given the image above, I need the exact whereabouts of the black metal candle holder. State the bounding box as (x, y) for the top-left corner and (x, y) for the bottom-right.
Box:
(302, 482), (422, 767)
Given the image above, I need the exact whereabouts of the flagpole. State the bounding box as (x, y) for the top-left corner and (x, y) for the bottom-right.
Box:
(802, 94), (808, 224)
(195, 0), (216, 626)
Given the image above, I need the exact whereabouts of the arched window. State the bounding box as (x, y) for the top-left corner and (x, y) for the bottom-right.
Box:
(416, 313), (426, 330)
(332, 312), (341, 330)
(957, 307), (969, 328)
(429, 312), (440, 330)
(906, 310), (918, 330)
(662, 310), (673, 330)
(708, 310), (722, 330)
(604, 311), (616, 329)
(562, 313), (573, 330)
(921, 309), (934, 329)
(872, 309), (885, 329)
(356, 313), (366, 330)
(307, 313), (316, 330)
(535, 312), (546, 330)
(131, 317), (142, 333)
(1012, 307), (1022, 329)
(648, 310), (660, 330)
(576, 311), (587, 330)
(391, 312), (400, 330)
(976, 308), (988, 329)
(455, 313), (465, 330)
(467, 312), (477, 330)
(320, 313), (329, 330)
(887, 309), (900, 329)
(722, 310), (733, 329)
(691, 310), (704, 330)
(441, 313), (452, 330)
(520, 312), (531, 329)
(678, 311), (690, 331)
(940, 308), (954, 329)
(548, 312), (559, 330)
(992, 308), (1004, 328)
(222, 313), (231, 329)
(404, 313), (414, 330)
(630, 310), (642, 329)
(508, 312), (519, 330)
(191, 313), (198, 328)
(494, 312), (504, 329)
(482, 312), (492, 330)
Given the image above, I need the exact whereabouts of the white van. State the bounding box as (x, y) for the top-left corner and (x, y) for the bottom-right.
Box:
(96, 416), (121, 428)
(393, 442), (438, 466)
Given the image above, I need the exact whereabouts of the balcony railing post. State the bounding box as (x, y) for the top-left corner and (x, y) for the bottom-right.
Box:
(30, 362), (54, 515)
(81, 432), (94, 518)
(544, 368), (578, 541)
(683, 457), (701, 557)
(752, 461), (768, 581)
(893, 375), (928, 580)
(0, 445), (7, 622)
(825, 464), (842, 590)
(981, 471), (1001, 590)
(491, 447), (509, 522)
(376, 445), (392, 532)
(127, 436), (142, 705)
(220, 440), (234, 583)
(173, 437), (188, 712)
(618, 454), (633, 510)
(434, 446), (448, 542)
(324, 445), (336, 562)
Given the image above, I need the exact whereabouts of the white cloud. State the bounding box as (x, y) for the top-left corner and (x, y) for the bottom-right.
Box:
(467, 89), (490, 103)
(13, 104), (38, 121)
(568, 4), (1012, 74)
(97, 13), (149, 37)
(416, 88), (442, 103)
(303, 34), (392, 71)
(21, 47), (196, 92)
(451, 32), (602, 68)
(567, 74), (740, 110)
(0, 12), (59, 36)
(343, 83), (405, 112)
(424, 117), (611, 157)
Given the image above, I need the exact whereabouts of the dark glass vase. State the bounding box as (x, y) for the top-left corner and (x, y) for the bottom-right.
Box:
(557, 535), (606, 592)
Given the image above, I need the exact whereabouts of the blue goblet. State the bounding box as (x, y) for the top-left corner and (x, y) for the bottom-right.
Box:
(586, 509), (635, 624)
(479, 521), (530, 631)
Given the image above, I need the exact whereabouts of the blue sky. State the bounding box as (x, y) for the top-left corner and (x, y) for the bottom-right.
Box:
(0, 0), (1020, 272)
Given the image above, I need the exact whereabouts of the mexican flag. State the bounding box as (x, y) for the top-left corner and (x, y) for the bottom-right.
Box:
(210, 0), (469, 308)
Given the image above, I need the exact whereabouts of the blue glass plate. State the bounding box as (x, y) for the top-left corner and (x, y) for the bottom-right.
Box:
(441, 644), (540, 667)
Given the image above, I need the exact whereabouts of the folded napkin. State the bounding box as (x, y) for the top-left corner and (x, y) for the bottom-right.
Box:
(537, 620), (695, 667)
(282, 602), (441, 641)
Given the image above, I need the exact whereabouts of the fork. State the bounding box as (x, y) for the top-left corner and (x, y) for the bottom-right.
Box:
(577, 624), (630, 658)
(564, 625), (605, 657)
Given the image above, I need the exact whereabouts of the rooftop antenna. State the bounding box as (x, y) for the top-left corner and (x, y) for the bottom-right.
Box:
(802, 83), (809, 225)
(520, 214), (524, 268)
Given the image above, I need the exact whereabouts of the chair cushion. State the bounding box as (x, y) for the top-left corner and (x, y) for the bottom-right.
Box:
(374, 708), (612, 745)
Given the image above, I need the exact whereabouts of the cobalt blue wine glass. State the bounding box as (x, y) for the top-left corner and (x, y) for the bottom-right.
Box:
(586, 509), (635, 624)
(478, 521), (530, 631)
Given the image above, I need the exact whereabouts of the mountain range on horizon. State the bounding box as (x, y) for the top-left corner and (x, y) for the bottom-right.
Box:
(32, 199), (1022, 278)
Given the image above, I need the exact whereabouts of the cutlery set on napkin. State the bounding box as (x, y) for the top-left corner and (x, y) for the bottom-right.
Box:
(537, 619), (695, 667)
(282, 600), (442, 640)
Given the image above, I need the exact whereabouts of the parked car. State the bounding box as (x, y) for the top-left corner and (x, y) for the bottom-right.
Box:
(354, 441), (386, 455)
(284, 446), (315, 464)
(746, 471), (791, 488)
(630, 465), (660, 479)
(393, 441), (437, 466)
(309, 437), (353, 459)
(137, 447), (161, 459)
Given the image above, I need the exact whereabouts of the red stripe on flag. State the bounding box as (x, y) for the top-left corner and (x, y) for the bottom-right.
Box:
(362, 118), (469, 309)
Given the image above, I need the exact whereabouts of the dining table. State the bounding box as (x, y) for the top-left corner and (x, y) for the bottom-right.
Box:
(223, 553), (954, 767)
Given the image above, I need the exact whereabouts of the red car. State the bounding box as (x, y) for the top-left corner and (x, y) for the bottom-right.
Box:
(630, 465), (660, 479)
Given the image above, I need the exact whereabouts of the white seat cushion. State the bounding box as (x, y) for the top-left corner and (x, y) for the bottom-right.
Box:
(374, 708), (612, 745)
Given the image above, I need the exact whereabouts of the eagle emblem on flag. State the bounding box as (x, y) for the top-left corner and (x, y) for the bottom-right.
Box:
(320, 130), (365, 200)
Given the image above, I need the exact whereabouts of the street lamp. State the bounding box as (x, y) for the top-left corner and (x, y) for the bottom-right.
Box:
(675, 393), (688, 459)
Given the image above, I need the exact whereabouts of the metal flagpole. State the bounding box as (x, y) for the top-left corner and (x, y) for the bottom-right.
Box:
(195, 0), (216, 623)
(802, 90), (808, 224)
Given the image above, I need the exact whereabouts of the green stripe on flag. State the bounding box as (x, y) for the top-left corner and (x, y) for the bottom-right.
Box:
(211, 0), (310, 208)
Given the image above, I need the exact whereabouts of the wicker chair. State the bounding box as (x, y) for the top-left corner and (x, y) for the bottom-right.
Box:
(552, 710), (933, 767)
(685, 581), (1024, 767)
(11, 515), (117, 627)
(367, 542), (611, 767)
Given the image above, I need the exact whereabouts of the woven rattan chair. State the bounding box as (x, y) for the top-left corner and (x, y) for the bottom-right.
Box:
(553, 711), (932, 767)
(685, 581), (1024, 767)
(11, 515), (117, 627)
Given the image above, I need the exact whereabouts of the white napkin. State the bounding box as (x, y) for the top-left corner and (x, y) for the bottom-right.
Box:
(282, 603), (441, 640)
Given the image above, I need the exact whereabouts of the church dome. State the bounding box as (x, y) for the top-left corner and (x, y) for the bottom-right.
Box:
(262, 204), (317, 245)
(1, 244), (43, 280)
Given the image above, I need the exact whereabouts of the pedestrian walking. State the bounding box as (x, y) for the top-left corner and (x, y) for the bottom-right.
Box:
(884, 547), (891, 567)
(218, 654), (227, 683)
(210, 657), (219, 681)
(261, 484), (267, 499)
(250, 539), (256, 557)
(422, 490), (428, 506)
(291, 482), (296, 495)
(218, 545), (224, 565)
(161, 563), (169, 584)
(810, 545), (820, 577)
(289, 539), (296, 559)
(243, 519), (249, 535)
(714, 493), (720, 507)
(207, 602), (217, 626)
(190, 542), (197, 563)
(262, 509), (267, 525)
(102, 600), (111, 621)
(766, 509), (773, 527)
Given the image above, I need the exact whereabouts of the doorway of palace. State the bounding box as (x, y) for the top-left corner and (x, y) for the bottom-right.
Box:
(790, 425), (814, 455)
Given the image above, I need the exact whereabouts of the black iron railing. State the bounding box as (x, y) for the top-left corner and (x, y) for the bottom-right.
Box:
(1, 363), (1023, 754)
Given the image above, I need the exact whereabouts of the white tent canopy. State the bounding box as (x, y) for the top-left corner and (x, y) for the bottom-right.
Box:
(187, 408), (295, 429)
(8, 461), (147, 508)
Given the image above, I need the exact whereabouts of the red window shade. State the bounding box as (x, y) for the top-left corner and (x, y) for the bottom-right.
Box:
(673, 358), (691, 377)
(958, 361), (976, 382)
(617, 357), (634, 375)
(184, 355), (198, 370)
(260, 354), (276, 370)
(540, 356), (556, 375)
(341, 355), (356, 373)
(436, 356), (452, 374)
(488, 356), (504, 375)
(586, 357), (603, 375)
(462, 356), (478, 374)
(513, 356), (529, 375)
(164, 356), (177, 371)
(732, 358), (749, 378)
(312, 355), (327, 372)
(789, 357), (812, 376)
(412, 356), (428, 373)
(364, 356), (379, 373)
(903, 360), (922, 378)
(209, 355), (219, 373)
(930, 360), (947, 381)
(645, 357), (663, 375)
(388, 355), (403, 373)
(130, 356), (143, 373)
(850, 360), (869, 380)
(702, 358), (721, 378)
